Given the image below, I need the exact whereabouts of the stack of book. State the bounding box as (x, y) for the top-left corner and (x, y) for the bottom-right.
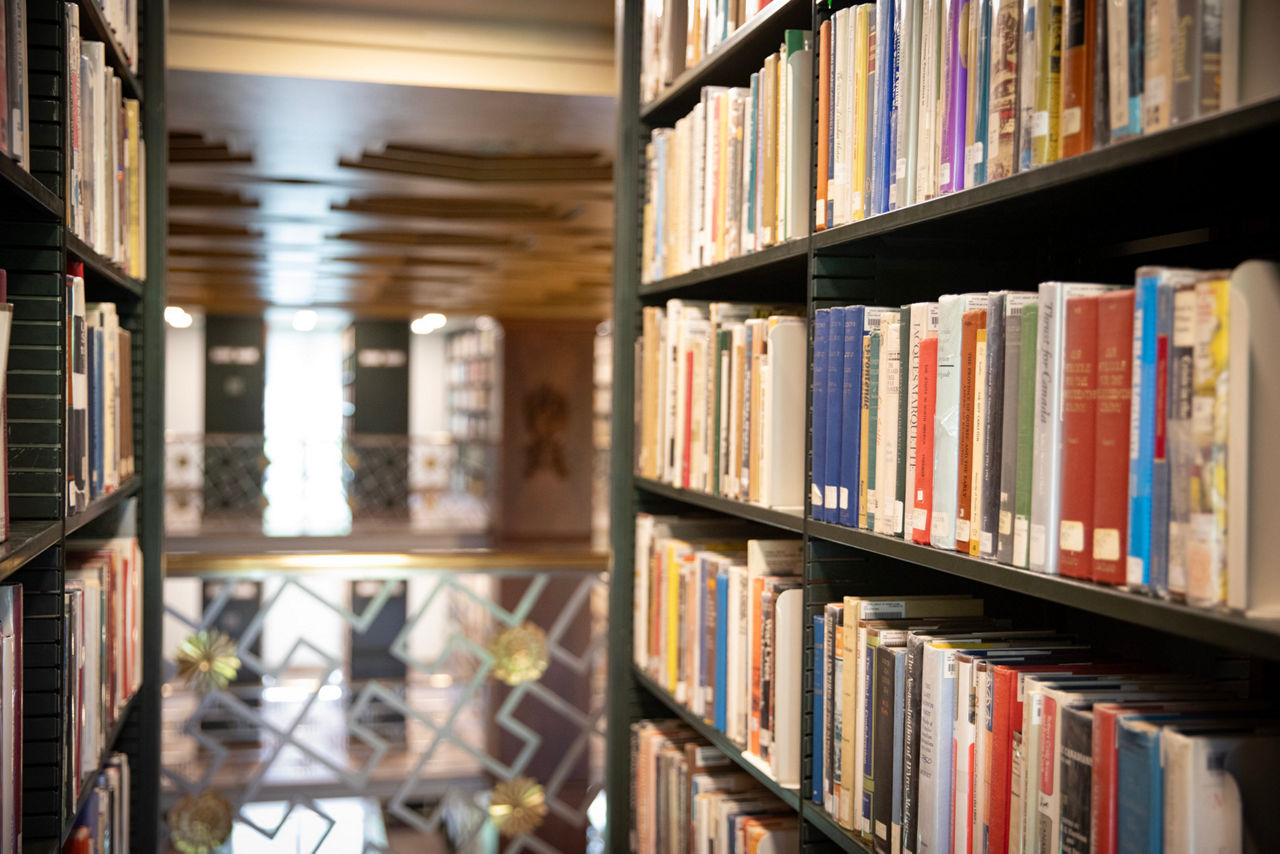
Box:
(63, 535), (142, 814)
(811, 260), (1273, 611)
(0, 585), (22, 853)
(65, 3), (146, 278)
(813, 0), (1240, 226)
(811, 591), (1277, 853)
(641, 0), (788, 104)
(631, 720), (799, 853)
(636, 300), (806, 511)
(65, 264), (136, 515)
(61, 753), (131, 854)
(634, 517), (804, 786)
(641, 30), (812, 283)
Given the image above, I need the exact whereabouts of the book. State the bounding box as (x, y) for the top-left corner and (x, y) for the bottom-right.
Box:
(996, 294), (1036, 564)
(1091, 289), (1135, 585)
(986, 0), (1020, 180)
(841, 307), (867, 526)
(875, 311), (903, 536)
(956, 307), (985, 551)
(825, 307), (847, 522)
(1029, 0), (1063, 167)
(1106, 0), (1143, 141)
(917, 0), (942, 201)
(979, 293), (1009, 558)
(814, 613), (826, 803)
(939, 0), (968, 193)
(813, 308), (830, 517)
(912, 335), (938, 545)
(0, 585), (20, 854)
(1058, 295), (1099, 579)
(1059, 0), (1095, 157)
(867, 326), (882, 531)
(1187, 273), (1230, 608)
(872, 644), (907, 854)
(903, 303), (939, 544)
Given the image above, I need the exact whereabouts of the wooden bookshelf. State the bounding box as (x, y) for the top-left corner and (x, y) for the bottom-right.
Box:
(609, 0), (1280, 850)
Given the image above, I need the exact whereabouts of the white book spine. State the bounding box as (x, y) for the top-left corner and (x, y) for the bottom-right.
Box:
(633, 515), (654, 670)
(917, 644), (957, 854)
(931, 296), (964, 550)
(878, 317), (902, 535)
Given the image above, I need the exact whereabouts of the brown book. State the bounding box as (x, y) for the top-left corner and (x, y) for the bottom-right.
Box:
(1059, 0), (1096, 158)
(1090, 290), (1134, 584)
(1058, 295), (1100, 579)
(955, 309), (986, 552)
(817, 18), (831, 231)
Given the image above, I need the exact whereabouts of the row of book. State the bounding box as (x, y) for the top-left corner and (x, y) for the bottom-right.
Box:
(815, 0), (1240, 223)
(62, 752), (131, 854)
(0, 585), (21, 853)
(634, 519), (805, 784)
(813, 260), (1270, 611)
(63, 534), (142, 817)
(66, 264), (136, 516)
(812, 591), (1275, 854)
(1, 0), (30, 168)
(631, 719), (798, 854)
(640, 31), (812, 283)
(635, 301), (806, 510)
(640, 0), (777, 104)
(66, 3), (147, 279)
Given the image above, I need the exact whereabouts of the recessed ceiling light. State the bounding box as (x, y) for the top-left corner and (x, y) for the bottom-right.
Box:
(292, 309), (318, 332)
(164, 306), (193, 329)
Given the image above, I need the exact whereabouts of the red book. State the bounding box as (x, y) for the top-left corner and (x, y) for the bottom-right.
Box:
(955, 310), (985, 552)
(1058, 296), (1099, 579)
(749, 575), (765, 755)
(1059, 0), (1095, 158)
(816, 19), (831, 231)
(913, 337), (938, 544)
(1091, 291), (1134, 584)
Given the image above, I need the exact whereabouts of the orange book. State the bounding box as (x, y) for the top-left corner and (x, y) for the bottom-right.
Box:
(1059, 295), (1099, 578)
(955, 309), (986, 552)
(1059, 0), (1095, 158)
(816, 19), (832, 231)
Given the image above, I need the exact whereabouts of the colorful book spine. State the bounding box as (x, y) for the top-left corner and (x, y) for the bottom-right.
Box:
(987, 0), (1020, 181)
(1165, 282), (1196, 598)
(1017, 0), (1039, 171)
(1187, 274), (1229, 608)
(940, 0), (969, 193)
(842, 307), (867, 526)
(1059, 0), (1095, 157)
(1030, 0), (1064, 167)
(867, 328), (882, 531)
(967, 0), (993, 187)
(996, 295), (1034, 563)
(812, 308), (830, 517)
(1012, 302), (1039, 567)
(930, 295), (964, 550)
(956, 309), (982, 551)
(979, 293), (1007, 558)
(913, 336), (939, 545)
(1092, 289), (1135, 585)
(1058, 294), (1100, 579)
(1126, 271), (1159, 591)
(826, 307), (848, 522)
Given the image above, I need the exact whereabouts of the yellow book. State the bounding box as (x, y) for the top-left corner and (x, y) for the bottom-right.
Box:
(852, 5), (873, 221)
(760, 53), (779, 247)
(716, 90), (729, 263)
(125, 99), (141, 278)
(1187, 276), (1230, 608)
(1030, 0), (1064, 167)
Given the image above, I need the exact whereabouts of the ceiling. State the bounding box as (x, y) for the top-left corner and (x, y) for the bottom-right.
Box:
(165, 0), (617, 321)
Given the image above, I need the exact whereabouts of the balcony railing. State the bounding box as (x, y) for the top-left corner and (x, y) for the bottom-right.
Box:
(161, 550), (608, 853)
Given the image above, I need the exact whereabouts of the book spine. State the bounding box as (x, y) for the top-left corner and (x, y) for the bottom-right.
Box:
(1166, 283), (1195, 597)
(1198, 0), (1223, 116)
(867, 330), (882, 531)
(913, 336), (939, 544)
(904, 306), (927, 540)
(814, 614), (826, 803)
(956, 310), (981, 551)
(1029, 284), (1058, 573)
(861, 9), (877, 219)
(873, 646), (895, 853)
(1150, 281), (1174, 593)
(1126, 274), (1158, 590)
(714, 570), (729, 730)
(988, 669), (1015, 854)
(903, 636), (925, 854)
(1030, 0), (1064, 166)
(1059, 0), (1093, 158)
(1012, 303), (1040, 567)
(1115, 726), (1162, 854)
(759, 585), (776, 757)
(940, 0), (969, 193)
(1017, 0), (1039, 171)
(842, 308), (866, 526)
(1058, 709), (1093, 854)
(1092, 290), (1135, 585)
(967, 0), (993, 187)
(824, 603), (841, 811)
(980, 295), (1007, 558)
(877, 314), (903, 535)
(987, 0), (1019, 181)
(1169, 0), (1198, 124)
(931, 297), (962, 550)
(888, 0), (905, 210)
(918, 0), (941, 201)
(834, 621), (847, 821)
(826, 307), (848, 522)
(818, 20), (831, 230)
(1058, 295), (1099, 580)
(970, 318), (989, 556)
(813, 309), (830, 517)
(899, 0), (921, 207)
(896, 317), (912, 536)
(1092, 0), (1110, 149)
(1187, 276), (1229, 608)
(860, 328), (873, 528)
(1143, 0), (1173, 132)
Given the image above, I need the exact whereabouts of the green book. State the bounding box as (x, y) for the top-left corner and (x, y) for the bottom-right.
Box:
(1012, 303), (1039, 567)
(867, 330), (881, 532)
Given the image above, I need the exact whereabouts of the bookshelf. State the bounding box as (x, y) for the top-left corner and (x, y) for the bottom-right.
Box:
(0, 0), (167, 851)
(608, 1), (1280, 851)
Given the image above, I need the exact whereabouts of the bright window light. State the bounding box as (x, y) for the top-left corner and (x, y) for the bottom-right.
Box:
(164, 306), (193, 328)
(292, 310), (318, 332)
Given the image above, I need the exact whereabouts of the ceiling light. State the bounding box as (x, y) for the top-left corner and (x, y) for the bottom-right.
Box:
(164, 306), (193, 329)
(411, 312), (448, 335)
(474, 315), (496, 331)
(292, 310), (318, 332)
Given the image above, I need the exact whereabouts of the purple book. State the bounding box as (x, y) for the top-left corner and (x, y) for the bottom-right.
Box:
(940, 0), (969, 194)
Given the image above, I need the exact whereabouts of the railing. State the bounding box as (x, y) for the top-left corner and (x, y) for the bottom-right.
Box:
(165, 433), (497, 537)
(161, 550), (609, 853)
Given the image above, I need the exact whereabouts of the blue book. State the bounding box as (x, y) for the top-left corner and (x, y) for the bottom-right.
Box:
(813, 613), (826, 802)
(970, 0), (993, 186)
(1150, 281), (1175, 596)
(1113, 0), (1145, 141)
(885, 0), (902, 210)
(840, 307), (866, 526)
(871, 0), (894, 215)
(1116, 718), (1164, 854)
(1127, 272), (1159, 590)
(714, 566), (730, 731)
(747, 72), (760, 245)
(824, 307), (847, 523)
(89, 323), (103, 498)
(812, 309), (831, 518)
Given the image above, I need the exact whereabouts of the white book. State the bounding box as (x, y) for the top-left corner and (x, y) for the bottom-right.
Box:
(761, 317), (806, 510)
(727, 323), (746, 498)
(725, 563), (749, 744)
(1027, 282), (1113, 573)
(916, 0), (941, 201)
(688, 322), (710, 491)
(916, 641), (960, 854)
(786, 38), (812, 241)
(654, 310), (668, 482)
(951, 653), (980, 854)
(842, 9), (858, 223)
(770, 587), (803, 787)
(691, 101), (707, 267)
(930, 295), (985, 549)
(876, 314), (902, 535)
(898, 0), (922, 208)
(832, 8), (849, 225)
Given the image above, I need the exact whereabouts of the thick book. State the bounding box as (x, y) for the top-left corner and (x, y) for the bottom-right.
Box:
(824, 602), (844, 813)
(1106, 0), (1143, 141)
(994, 294), (1035, 563)
(1091, 289), (1135, 585)
(903, 303), (939, 543)
(875, 312), (903, 536)
(932, 295), (985, 550)
(917, 0), (942, 201)
(1058, 295), (1099, 580)
(870, 0), (895, 216)
(895, 316), (912, 536)
(1166, 281), (1196, 598)
(841, 307), (867, 526)
(1012, 302), (1039, 566)
(1126, 271), (1159, 591)
(897, 0), (921, 207)
(1142, 0), (1173, 133)
(1029, 0), (1064, 167)
(867, 328), (882, 531)
(769, 586), (803, 786)
(913, 335), (939, 545)
(762, 317), (806, 510)
(825, 307), (847, 520)
(813, 308), (830, 517)
(939, 0), (969, 193)
(853, 5), (874, 221)
(872, 644), (906, 854)
(817, 19), (832, 230)
(784, 31), (813, 242)
(1059, 0), (1095, 157)
(955, 308), (984, 552)
(1058, 706), (1094, 854)
(979, 293), (1008, 558)
(1187, 275), (1230, 608)
(986, 0), (1019, 180)
(965, 0), (993, 188)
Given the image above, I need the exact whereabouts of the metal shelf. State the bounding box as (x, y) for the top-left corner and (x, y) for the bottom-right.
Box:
(635, 477), (805, 533)
(65, 477), (142, 537)
(638, 238), (810, 301)
(0, 520), (63, 582)
(807, 520), (1280, 662)
(801, 801), (873, 854)
(0, 154), (62, 220)
(632, 666), (800, 809)
(66, 232), (144, 300)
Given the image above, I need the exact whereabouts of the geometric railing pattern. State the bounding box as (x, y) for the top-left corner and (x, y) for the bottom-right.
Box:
(161, 554), (607, 852)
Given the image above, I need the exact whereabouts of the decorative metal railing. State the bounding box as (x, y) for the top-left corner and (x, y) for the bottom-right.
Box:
(160, 551), (608, 853)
